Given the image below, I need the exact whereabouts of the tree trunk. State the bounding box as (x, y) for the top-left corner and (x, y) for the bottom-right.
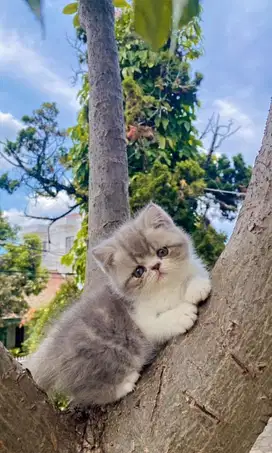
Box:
(1, 102), (271, 453)
(79, 0), (130, 288)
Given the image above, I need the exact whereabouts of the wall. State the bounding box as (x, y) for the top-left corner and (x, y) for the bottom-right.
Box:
(23, 213), (81, 274)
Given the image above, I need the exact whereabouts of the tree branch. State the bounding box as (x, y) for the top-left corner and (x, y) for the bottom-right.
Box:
(200, 113), (241, 166)
(24, 201), (83, 243)
(204, 187), (246, 198)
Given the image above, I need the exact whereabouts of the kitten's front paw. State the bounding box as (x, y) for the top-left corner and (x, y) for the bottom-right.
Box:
(185, 277), (211, 305)
(175, 303), (198, 334)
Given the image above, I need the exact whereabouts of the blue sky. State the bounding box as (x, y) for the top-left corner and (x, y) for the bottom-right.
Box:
(0, 0), (271, 237)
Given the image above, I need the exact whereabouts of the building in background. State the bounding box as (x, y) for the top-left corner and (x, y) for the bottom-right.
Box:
(23, 213), (81, 274)
(24, 213), (81, 309)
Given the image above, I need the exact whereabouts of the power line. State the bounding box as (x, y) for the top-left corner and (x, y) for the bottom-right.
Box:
(204, 187), (246, 198)
(0, 270), (75, 277)
(0, 241), (66, 257)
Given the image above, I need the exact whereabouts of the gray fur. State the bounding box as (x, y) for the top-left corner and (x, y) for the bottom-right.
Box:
(26, 285), (151, 406)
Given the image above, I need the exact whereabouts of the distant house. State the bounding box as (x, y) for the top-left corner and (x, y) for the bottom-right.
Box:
(0, 214), (81, 349)
(24, 213), (81, 308)
(23, 213), (82, 274)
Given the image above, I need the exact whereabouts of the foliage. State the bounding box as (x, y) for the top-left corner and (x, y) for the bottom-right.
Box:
(203, 153), (252, 220)
(0, 213), (48, 317)
(62, 8), (251, 281)
(61, 216), (88, 285)
(24, 280), (80, 354)
(0, 211), (17, 242)
(116, 9), (203, 174)
(8, 348), (22, 358)
(191, 221), (226, 268)
(0, 103), (86, 209)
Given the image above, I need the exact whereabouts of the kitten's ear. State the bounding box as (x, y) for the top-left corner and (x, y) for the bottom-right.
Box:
(140, 203), (174, 229)
(92, 240), (115, 272)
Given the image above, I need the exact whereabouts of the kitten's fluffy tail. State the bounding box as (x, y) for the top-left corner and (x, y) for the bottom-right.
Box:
(24, 338), (58, 393)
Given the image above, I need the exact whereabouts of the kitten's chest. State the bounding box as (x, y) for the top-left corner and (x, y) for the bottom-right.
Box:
(137, 283), (184, 318)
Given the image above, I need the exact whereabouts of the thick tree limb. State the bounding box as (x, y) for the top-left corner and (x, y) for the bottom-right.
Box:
(0, 344), (79, 452)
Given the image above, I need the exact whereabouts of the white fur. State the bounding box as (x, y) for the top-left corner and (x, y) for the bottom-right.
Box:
(115, 371), (139, 400)
(131, 252), (211, 344)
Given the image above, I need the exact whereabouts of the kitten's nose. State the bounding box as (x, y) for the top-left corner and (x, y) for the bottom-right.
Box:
(151, 262), (161, 271)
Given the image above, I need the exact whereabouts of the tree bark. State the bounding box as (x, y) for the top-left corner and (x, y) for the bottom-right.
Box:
(79, 0), (130, 288)
(0, 343), (79, 452)
(1, 102), (271, 453)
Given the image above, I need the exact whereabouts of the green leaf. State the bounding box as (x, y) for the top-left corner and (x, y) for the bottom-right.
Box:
(114, 0), (130, 7)
(155, 117), (161, 128)
(134, 0), (199, 51)
(178, 0), (200, 27)
(170, 0), (200, 52)
(134, 0), (172, 51)
(73, 13), (80, 27)
(184, 121), (190, 132)
(162, 118), (169, 131)
(167, 137), (174, 149)
(63, 2), (78, 15)
(158, 135), (166, 149)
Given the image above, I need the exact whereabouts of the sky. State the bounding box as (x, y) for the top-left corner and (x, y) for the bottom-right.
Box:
(0, 0), (271, 238)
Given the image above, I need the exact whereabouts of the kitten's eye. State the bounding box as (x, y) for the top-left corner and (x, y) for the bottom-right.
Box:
(156, 247), (168, 258)
(132, 266), (146, 278)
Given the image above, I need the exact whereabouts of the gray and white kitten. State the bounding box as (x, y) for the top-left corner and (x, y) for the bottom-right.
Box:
(26, 203), (211, 406)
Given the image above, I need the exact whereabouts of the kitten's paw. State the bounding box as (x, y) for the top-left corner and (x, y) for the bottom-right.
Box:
(116, 371), (140, 400)
(185, 277), (211, 305)
(176, 303), (198, 333)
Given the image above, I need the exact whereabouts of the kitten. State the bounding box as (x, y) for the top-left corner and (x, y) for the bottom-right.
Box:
(25, 203), (211, 407)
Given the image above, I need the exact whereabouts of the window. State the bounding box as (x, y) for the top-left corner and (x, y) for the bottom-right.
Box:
(65, 236), (74, 253)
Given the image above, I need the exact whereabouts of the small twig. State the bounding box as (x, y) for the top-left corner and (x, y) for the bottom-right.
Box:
(204, 188), (246, 198)
(24, 202), (83, 244)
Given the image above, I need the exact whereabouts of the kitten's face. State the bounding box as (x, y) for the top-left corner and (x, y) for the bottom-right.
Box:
(92, 203), (190, 300)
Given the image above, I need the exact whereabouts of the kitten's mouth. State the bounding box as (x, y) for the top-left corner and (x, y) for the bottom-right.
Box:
(157, 271), (166, 281)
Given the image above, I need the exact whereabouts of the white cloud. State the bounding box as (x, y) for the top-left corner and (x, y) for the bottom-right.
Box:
(0, 26), (79, 110)
(211, 217), (235, 240)
(213, 99), (255, 141)
(0, 111), (23, 132)
(27, 191), (73, 218)
(3, 208), (41, 229)
(4, 192), (75, 229)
